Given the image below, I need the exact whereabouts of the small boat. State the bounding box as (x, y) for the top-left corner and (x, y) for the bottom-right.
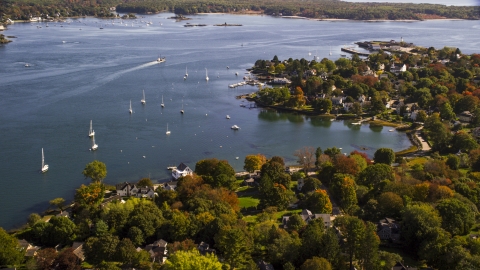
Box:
(389, 129), (395, 132)
(91, 134), (98, 151)
(226, 66), (229, 69)
(235, 72), (238, 76)
(226, 115), (230, 119)
(41, 148), (49, 173)
(180, 100), (184, 114)
(129, 100), (133, 114)
(167, 166), (176, 170)
(205, 68), (209, 81)
(161, 95), (165, 108)
(351, 122), (361, 125)
(329, 46), (332, 56)
(157, 56), (165, 63)
(25, 63), (30, 67)
(141, 90), (146, 104)
(236, 157), (239, 160)
(166, 123), (171, 135)
(88, 120), (95, 137)
(185, 66), (188, 78)
(231, 125), (240, 130)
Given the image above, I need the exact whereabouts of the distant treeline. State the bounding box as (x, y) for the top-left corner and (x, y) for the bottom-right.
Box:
(1, 0), (479, 21)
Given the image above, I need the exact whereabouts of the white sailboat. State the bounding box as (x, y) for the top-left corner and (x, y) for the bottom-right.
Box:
(185, 66), (188, 78)
(205, 68), (209, 81)
(161, 95), (165, 108)
(166, 123), (171, 135)
(41, 148), (49, 173)
(129, 100), (133, 114)
(91, 134), (98, 151)
(329, 46), (332, 56)
(88, 120), (95, 137)
(141, 90), (146, 104)
(180, 100), (184, 114)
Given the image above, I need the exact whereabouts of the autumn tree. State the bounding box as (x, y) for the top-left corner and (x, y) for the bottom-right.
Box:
(163, 249), (222, 270)
(244, 154), (267, 173)
(195, 158), (237, 190)
(294, 146), (316, 172)
(74, 182), (105, 209)
(304, 189), (332, 214)
(82, 160), (107, 182)
(300, 257), (332, 270)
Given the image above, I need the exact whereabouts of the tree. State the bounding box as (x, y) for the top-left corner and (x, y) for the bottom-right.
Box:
(28, 213), (41, 227)
(377, 192), (404, 219)
(452, 131), (479, 153)
(53, 248), (81, 270)
(84, 235), (120, 265)
(358, 222), (380, 270)
(373, 148), (395, 165)
(334, 216), (365, 270)
(195, 158), (237, 190)
(214, 227), (251, 269)
(294, 146), (316, 172)
(315, 147), (323, 168)
(127, 226), (145, 247)
(301, 177), (322, 193)
(286, 213), (306, 231)
(436, 198), (475, 236)
(49, 198), (66, 211)
(48, 216), (77, 246)
(324, 147), (341, 159)
(446, 154), (460, 170)
(36, 248), (57, 270)
(300, 219), (325, 262)
(440, 102), (456, 121)
(127, 201), (164, 239)
(82, 160), (107, 182)
(351, 102), (363, 117)
(300, 257), (332, 270)
(115, 238), (137, 265)
(268, 230), (302, 267)
(244, 154), (267, 173)
(0, 227), (24, 265)
(163, 249), (222, 270)
(74, 182), (105, 209)
(304, 189), (332, 214)
(336, 175), (358, 214)
(357, 163), (394, 190)
(137, 178), (153, 187)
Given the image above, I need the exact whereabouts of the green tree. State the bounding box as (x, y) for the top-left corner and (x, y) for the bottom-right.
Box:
(163, 249), (222, 270)
(28, 213), (41, 227)
(436, 198), (475, 236)
(49, 198), (66, 211)
(127, 201), (164, 239)
(304, 189), (332, 214)
(286, 213), (306, 231)
(137, 178), (153, 187)
(195, 158), (237, 190)
(334, 216), (366, 270)
(0, 227), (24, 265)
(357, 163), (394, 190)
(315, 147), (323, 168)
(373, 148), (395, 165)
(244, 154), (266, 173)
(48, 216), (77, 246)
(358, 222), (380, 270)
(268, 230), (302, 267)
(214, 227), (251, 269)
(301, 177), (322, 193)
(300, 219), (325, 262)
(82, 160), (107, 182)
(446, 154), (460, 170)
(351, 102), (363, 117)
(115, 238), (137, 265)
(440, 102), (456, 121)
(452, 131), (479, 153)
(377, 192), (404, 219)
(300, 257), (332, 270)
(127, 226), (145, 247)
(93, 220), (109, 237)
(84, 234), (120, 265)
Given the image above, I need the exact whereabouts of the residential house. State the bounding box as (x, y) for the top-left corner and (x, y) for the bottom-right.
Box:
(145, 239), (168, 263)
(376, 218), (401, 242)
(458, 111), (473, 123)
(116, 182), (138, 197)
(331, 96), (343, 105)
(172, 162), (193, 180)
(137, 186), (156, 198)
(18, 239), (40, 257)
(297, 178), (304, 191)
(243, 178), (255, 186)
(268, 77), (291, 85)
(71, 242), (85, 261)
(390, 63), (407, 75)
(198, 241), (216, 255)
(161, 181), (178, 191)
(343, 102), (354, 112)
(258, 260), (275, 270)
(282, 209), (336, 229)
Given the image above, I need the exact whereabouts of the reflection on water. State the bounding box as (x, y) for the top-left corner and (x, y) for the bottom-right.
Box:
(369, 125), (384, 132)
(309, 117), (333, 128)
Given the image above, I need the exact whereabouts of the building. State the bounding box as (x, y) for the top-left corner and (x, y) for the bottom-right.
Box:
(458, 111), (473, 123)
(71, 242), (85, 261)
(172, 162), (193, 180)
(282, 209), (336, 229)
(390, 63), (407, 75)
(376, 218), (400, 242)
(145, 239), (168, 263)
(115, 182), (156, 198)
(198, 241), (216, 255)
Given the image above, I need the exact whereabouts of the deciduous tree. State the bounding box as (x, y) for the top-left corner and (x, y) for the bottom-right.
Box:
(244, 154), (267, 173)
(82, 160), (107, 182)
(373, 148), (395, 165)
(0, 227), (24, 265)
(300, 257), (332, 270)
(163, 249), (222, 270)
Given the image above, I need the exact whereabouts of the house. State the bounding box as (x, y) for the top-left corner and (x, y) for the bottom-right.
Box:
(343, 102), (354, 112)
(145, 239), (168, 263)
(244, 178), (255, 186)
(172, 162), (193, 180)
(297, 178), (304, 191)
(390, 63), (407, 75)
(198, 241), (216, 255)
(18, 239), (40, 257)
(116, 182), (138, 196)
(331, 96), (343, 105)
(376, 218), (400, 242)
(458, 111), (473, 123)
(258, 260), (275, 270)
(267, 77), (291, 85)
(370, 44), (382, 51)
(161, 181), (178, 191)
(392, 262), (417, 270)
(71, 242), (85, 261)
(282, 209), (336, 229)
(137, 186), (156, 198)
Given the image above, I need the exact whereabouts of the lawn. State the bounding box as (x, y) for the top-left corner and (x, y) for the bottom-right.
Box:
(406, 157), (428, 167)
(239, 196), (260, 208)
(379, 246), (424, 268)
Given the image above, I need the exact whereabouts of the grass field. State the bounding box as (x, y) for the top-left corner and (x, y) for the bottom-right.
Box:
(239, 196), (260, 208)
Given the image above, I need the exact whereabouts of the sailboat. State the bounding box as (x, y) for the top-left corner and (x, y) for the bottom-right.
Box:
(129, 100), (133, 114)
(141, 90), (146, 104)
(166, 123), (171, 135)
(41, 148), (49, 173)
(161, 95), (165, 108)
(185, 66), (188, 78)
(180, 100), (184, 114)
(329, 46), (332, 56)
(88, 120), (95, 137)
(205, 68), (209, 81)
(91, 134), (98, 151)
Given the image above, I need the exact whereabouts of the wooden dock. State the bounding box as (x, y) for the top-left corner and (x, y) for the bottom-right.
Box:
(341, 47), (370, 56)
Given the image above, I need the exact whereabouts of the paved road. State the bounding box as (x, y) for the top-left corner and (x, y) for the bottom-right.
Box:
(415, 128), (431, 151)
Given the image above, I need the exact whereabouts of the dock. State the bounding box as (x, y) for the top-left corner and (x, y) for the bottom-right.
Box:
(341, 47), (370, 56)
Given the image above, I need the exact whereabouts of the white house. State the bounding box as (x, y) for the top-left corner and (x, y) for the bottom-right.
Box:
(458, 111), (473, 123)
(390, 63), (407, 75)
(116, 182), (138, 197)
(172, 162), (193, 180)
(331, 96), (343, 105)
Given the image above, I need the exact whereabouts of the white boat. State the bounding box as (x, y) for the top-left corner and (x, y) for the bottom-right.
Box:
(231, 125), (239, 130)
(25, 63), (30, 67)
(329, 46), (332, 56)
(129, 100), (133, 114)
(351, 122), (362, 125)
(205, 68), (209, 81)
(180, 100), (184, 114)
(161, 95), (165, 108)
(41, 148), (49, 173)
(141, 90), (146, 104)
(166, 123), (171, 135)
(157, 56), (165, 63)
(389, 129), (395, 132)
(226, 115), (230, 119)
(185, 66), (188, 78)
(91, 134), (98, 151)
(88, 120), (95, 137)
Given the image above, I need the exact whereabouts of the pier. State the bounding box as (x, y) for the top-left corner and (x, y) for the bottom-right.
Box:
(341, 47), (370, 56)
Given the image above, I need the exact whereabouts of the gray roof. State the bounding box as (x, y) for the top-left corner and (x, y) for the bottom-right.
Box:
(177, 162), (189, 171)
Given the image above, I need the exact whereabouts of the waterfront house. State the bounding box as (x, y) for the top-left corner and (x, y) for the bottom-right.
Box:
(172, 162), (193, 180)
(116, 182), (138, 197)
(268, 77), (292, 85)
(331, 96), (343, 105)
(161, 181), (178, 191)
(137, 186), (156, 198)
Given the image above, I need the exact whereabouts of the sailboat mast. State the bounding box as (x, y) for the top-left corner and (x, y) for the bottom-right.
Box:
(42, 148), (44, 168)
